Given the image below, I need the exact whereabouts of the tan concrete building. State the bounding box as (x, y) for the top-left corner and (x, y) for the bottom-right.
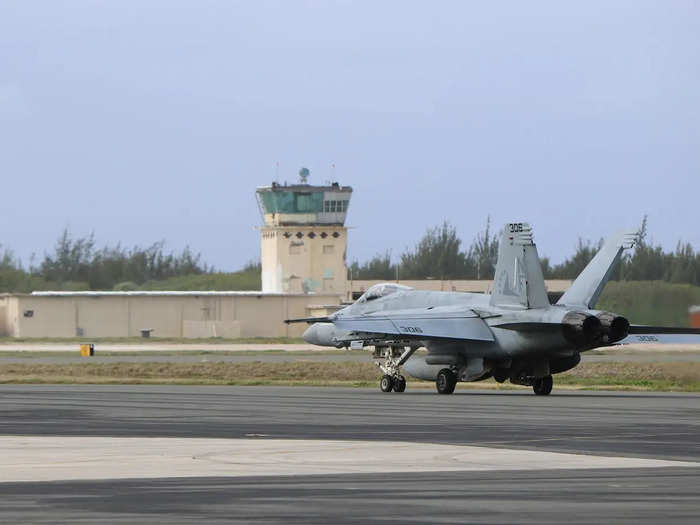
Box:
(0, 292), (341, 339)
(261, 226), (348, 294)
(257, 172), (352, 294)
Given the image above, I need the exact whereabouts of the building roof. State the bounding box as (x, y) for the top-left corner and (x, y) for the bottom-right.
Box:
(29, 291), (336, 298)
(256, 183), (352, 192)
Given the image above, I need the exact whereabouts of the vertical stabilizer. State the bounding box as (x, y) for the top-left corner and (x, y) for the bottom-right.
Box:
(490, 223), (549, 309)
(557, 230), (637, 309)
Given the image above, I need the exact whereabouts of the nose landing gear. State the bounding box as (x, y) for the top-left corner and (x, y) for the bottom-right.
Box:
(375, 345), (417, 393)
(379, 374), (406, 393)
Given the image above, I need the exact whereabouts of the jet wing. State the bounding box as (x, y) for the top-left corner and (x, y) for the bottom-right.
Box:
(614, 325), (700, 345)
(333, 305), (494, 341)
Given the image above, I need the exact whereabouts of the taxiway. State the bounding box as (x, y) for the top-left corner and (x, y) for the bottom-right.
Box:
(1, 385), (698, 523)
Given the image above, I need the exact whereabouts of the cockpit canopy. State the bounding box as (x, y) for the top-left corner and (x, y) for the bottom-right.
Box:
(357, 283), (413, 303)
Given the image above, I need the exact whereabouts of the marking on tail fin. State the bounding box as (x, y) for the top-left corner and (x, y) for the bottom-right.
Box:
(490, 223), (549, 309)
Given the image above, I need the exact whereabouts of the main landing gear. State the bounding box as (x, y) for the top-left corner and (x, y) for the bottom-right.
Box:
(533, 375), (553, 396)
(436, 368), (457, 395)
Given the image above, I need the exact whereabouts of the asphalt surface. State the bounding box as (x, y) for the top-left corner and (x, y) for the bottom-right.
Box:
(1, 385), (699, 523)
(2, 469), (698, 524)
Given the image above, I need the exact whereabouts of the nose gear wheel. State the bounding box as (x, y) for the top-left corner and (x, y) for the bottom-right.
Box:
(380, 375), (394, 392)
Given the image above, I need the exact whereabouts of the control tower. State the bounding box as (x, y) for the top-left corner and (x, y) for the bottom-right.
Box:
(256, 168), (353, 294)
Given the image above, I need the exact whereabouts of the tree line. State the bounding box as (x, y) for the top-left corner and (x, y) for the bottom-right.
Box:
(0, 229), (211, 292)
(1, 217), (698, 292)
(349, 216), (700, 286)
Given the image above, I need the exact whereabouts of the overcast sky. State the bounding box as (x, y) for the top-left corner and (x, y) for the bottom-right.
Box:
(1, 1), (698, 270)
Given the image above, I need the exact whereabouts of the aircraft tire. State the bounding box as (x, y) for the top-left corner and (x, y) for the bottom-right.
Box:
(533, 375), (553, 395)
(394, 375), (406, 392)
(436, 369), (457, 395)
(493, 369), (508, 383)
(380, 375), (394, 393)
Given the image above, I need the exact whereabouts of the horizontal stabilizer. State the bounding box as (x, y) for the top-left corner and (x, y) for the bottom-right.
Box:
(628, 325), (700, 335)
(614, 325), (700, 345)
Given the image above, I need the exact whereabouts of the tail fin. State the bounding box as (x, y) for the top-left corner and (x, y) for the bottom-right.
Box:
(490, 223), (549, 309)
(557, 230), (637, 309)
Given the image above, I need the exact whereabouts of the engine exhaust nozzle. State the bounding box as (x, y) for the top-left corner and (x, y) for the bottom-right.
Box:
(596, 312), (630, 344)
(562, 312), (602, 346)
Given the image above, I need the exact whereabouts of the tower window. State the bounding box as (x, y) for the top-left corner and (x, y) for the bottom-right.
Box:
(323, 200), (349, 213)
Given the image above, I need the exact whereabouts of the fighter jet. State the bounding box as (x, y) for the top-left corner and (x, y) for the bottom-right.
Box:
(287, 223), (700, 395)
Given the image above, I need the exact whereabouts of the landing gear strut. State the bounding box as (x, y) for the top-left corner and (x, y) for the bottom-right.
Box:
(374, 346), (417, 393)
(533, 375), (553, 395)
(436, 368), (457, 395)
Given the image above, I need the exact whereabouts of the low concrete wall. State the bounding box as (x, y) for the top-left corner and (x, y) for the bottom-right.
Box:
(4, 293), (341, 339)
(182, 320), (241, 339)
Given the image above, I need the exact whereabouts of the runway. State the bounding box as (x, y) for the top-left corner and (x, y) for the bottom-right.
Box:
(1, 385), (699, 523)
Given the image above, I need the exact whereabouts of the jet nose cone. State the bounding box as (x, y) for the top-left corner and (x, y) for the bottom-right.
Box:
(303, 324), (319, 345)
(302, 323), (336, 346)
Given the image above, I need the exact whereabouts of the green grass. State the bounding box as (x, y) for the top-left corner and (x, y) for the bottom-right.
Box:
(597, 280), (700, 327)
(139, 270), (261, 291)
(0, 268), (261, 293)
(1, 361), (698, 391)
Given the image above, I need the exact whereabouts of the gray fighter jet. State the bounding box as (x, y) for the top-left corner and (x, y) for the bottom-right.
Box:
(287, 223), (700, 395)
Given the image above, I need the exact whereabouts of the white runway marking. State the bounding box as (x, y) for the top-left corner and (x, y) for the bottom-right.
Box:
(1, 436), (697, 483)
